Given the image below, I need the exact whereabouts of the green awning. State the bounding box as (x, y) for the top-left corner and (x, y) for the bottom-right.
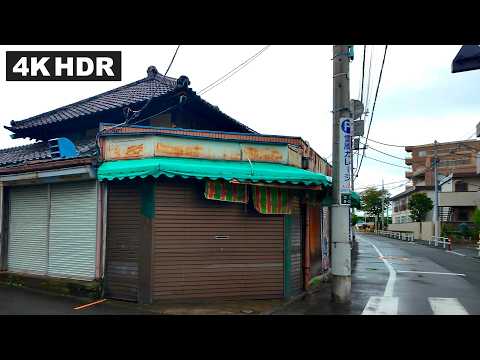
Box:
(351, 191), (361, 209)
(318, 190), (361, 209)
(97, 157), (331, 186)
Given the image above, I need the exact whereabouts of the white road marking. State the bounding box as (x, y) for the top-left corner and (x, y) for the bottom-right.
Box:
(445, 250), (466, 257)
(362, 296), (399, 315)
(428, 298), (468, 315)
(360, 237), (396, 296)
(397, 270), (466, 277)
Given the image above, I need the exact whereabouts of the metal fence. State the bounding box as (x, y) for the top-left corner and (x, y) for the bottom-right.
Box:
(378, 230), (415, 242)
(429, 236), (450, 249)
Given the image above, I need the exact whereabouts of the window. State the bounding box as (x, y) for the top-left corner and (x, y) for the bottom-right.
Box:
(455, 181), (468, 192)
(418, 150), (427, 157)
(457, 208), (470, 222)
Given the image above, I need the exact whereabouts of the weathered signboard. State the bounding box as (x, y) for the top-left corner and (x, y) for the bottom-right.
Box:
(103, 134), (296, 165)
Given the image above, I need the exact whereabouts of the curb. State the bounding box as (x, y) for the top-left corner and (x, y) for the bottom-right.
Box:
(261, 271), (332, 315)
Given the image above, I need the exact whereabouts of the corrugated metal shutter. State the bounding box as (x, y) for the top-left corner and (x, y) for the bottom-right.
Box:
(8, 185), (49, 275)
(104, 182), (142, 301)
(289, 196), (304, 295)
(152, 179), (284, 301)
(48, 181), (97, 280)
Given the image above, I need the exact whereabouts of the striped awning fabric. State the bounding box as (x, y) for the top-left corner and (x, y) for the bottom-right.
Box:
(204, 180), (248, 203)
(252, 186), (291, 215)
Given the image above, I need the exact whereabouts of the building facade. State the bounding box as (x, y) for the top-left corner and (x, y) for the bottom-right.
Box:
(0, 66), (343, 303)
(389, 139), (480, 232)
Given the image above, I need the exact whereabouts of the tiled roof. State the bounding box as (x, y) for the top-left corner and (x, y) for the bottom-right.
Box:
(6, 66), (178, 131)
(5, 66), (255, 134)
(0, 138), (96, 167)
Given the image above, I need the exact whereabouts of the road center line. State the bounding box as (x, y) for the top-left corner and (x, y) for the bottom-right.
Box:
(359, 237), (396, 297)
(397, 270), (466, 277)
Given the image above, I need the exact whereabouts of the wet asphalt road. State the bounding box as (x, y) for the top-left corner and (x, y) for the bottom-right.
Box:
(2, 233), (479, 315)
(0, 285), (151, 315)
(275, 233), (480, 315)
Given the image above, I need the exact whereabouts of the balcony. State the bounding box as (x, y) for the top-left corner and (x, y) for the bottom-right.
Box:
(439, 191), (480, 207)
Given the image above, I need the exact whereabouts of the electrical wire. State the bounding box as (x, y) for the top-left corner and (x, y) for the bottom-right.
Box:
(363, 154), (411, 169)
(355, 179), (410, 190)
(363, 136), (410, 148)
(360, 142), (406, 160)
(125, 45), (181, 124)
(355, 45), (388, 178)
(198, 45), (271, 95)
(364, 45), (374, 113)
(360, 45), (366, 104)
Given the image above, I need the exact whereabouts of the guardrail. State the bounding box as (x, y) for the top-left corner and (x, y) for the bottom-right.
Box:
(378, 230), (415, 242)
(429, 236), (450, 249)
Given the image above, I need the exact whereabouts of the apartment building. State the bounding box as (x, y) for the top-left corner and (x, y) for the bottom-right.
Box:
(391, 139), (480, 227)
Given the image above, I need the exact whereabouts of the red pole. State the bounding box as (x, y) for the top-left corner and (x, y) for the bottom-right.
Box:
(448, 236), (452, 251)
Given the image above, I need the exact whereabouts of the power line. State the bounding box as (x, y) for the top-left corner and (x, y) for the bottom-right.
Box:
(101, 46), (269, 133)
(125, 45), (182, 124)
(96, 45), (182, 142)
(360, 45), (366, 104)
(355, 179), (410, 190)
(363, 136), (409, 148)
(198, 45), (271, 95)
(364, 45), (374, 113)
(360, 142), (406, 160)
(363, 154), (411, 169)
(355, 45), (388, 178)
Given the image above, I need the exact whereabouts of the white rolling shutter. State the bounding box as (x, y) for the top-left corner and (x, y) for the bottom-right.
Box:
(48, 181), (97, 280)
(8, 185), (49, 275)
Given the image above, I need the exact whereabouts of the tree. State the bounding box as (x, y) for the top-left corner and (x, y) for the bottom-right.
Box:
(351, 214), (360, 226)
(471, 208), (480, 240)
(408, 192), (433, 222)
(361, 187), (391, 231)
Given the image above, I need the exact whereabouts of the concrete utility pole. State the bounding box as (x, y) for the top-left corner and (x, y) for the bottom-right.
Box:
(331, 45), (351, 303)
(433, 140), (440, 244)
(381, 178), (385, 230)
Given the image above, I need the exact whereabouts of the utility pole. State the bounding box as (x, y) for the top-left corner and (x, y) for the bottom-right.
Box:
(433, 140), (440, 245)
(381, 178), (385, 231)
(331, 45), (351, 303)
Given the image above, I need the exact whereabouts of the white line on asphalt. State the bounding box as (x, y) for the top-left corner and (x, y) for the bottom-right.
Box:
(359, 237), (397, 297)
(362, 296), (399, 315)
(428, 297), (469, 315)
(397, 270), (466, 277)
(445, 250), (466, 257)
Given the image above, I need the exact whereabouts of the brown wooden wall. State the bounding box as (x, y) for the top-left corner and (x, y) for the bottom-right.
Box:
(289, 196), (304, 296)
(308, 205), (322, 278)
(151, 179), (284, 301)
(104, 182), (142, 301)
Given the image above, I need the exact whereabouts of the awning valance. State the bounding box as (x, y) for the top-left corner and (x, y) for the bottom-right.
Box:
(97, 157), (331, 187)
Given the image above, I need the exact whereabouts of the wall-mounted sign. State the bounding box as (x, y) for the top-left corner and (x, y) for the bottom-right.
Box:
(339, 117), (352, 204)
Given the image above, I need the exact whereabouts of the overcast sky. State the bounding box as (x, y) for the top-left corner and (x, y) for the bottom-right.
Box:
(0, 45), (479, 196)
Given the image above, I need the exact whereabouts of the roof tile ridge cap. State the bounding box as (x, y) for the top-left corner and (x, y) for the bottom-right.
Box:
(10, 76), (163, 126)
